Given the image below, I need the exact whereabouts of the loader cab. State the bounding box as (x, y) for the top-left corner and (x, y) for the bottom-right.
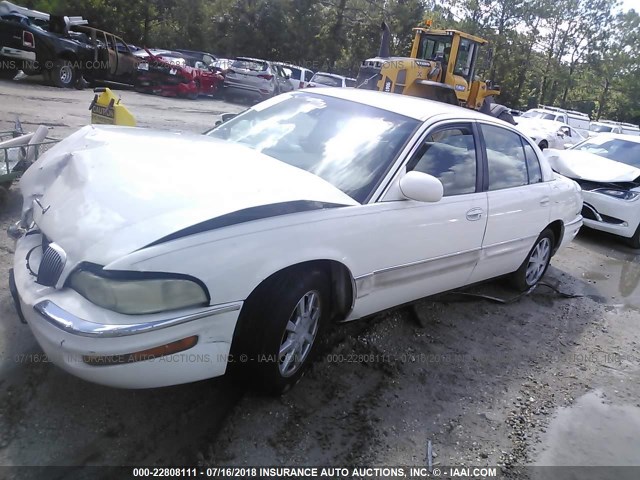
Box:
(411, 28), (486, 105)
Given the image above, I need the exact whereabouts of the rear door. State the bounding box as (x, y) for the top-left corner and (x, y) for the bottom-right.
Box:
(468, 123), (551, 283)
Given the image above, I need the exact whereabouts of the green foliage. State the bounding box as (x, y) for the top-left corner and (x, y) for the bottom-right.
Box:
(21, 0), (640, 123)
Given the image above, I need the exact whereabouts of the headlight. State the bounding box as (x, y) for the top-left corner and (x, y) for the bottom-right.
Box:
(593, 188), (639, 201)
(68, 270), (209, 315)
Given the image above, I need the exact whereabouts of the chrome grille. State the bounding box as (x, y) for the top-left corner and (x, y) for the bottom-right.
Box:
(37, 243), (66, 287)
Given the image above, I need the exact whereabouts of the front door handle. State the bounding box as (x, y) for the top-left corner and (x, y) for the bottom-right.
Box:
(466, 207), (484, 221)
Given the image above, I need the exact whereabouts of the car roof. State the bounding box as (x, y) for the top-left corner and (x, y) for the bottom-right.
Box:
(235, 57), (268, 63)
(306, 88), (495, 122)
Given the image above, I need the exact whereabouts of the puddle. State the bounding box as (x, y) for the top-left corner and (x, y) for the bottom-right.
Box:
(572, 234), (640, 310)
(534, 390), (640, 473)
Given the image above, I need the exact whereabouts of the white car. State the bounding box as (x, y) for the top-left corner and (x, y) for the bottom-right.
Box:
(515, 118), (585, 150)
(8, 89), (582, 393)
(307, 72), (356, 88)
(545, 134), (640, 247)
(274, 62), (314, 90)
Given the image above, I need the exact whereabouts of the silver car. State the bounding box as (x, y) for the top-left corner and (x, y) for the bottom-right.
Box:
(224, 57), (293, 100)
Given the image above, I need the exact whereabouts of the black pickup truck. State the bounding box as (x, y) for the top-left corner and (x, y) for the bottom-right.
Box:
(0, 1), (138, 88)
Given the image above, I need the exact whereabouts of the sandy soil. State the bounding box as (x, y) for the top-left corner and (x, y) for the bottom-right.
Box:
(0, 79), (639, 478)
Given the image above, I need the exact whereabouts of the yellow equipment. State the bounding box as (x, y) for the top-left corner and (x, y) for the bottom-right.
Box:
(356, 22), (514, 123)
(89, 87), (136, 126)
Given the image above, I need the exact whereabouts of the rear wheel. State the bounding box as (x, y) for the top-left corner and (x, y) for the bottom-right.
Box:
(230, 267), (330, 394)
(50, 60), (76, 88)
(511, 229), (555, 291)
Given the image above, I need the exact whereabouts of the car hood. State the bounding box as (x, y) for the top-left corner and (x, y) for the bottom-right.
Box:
(20, 125), (357, 266)
(545, 148), (640, 183)
(514, 117), (561, 137)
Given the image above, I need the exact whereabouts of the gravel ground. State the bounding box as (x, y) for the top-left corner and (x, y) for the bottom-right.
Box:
(0, 78), (639, 479)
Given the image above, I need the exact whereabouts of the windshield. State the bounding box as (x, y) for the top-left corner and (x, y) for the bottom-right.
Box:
(416, 33), (452, 61)
(573, 138), (640, 168)
(590, 124), (613, 133)
(312, 74), (342, 87)
(206, 93), (419, 202)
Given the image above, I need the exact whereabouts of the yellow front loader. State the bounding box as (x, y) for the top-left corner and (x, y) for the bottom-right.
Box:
(356, 22), (514, 123)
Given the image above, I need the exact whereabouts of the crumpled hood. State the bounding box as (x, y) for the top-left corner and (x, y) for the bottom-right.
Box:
(545, 148), (640, 183)
(20, 125), (357, 266)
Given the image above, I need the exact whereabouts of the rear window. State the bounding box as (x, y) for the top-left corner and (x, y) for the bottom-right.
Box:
(346, 78), (356, 87)
(312, 74), (342, 87)
(287, 67), (302, 80)
(232, 59), (267, 71)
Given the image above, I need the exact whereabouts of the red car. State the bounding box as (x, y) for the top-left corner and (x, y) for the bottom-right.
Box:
(134, 49), (224, 99)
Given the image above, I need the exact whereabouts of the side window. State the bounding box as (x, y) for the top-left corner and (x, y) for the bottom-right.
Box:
(522, 141), (542, 183)
(407, 125), (477, 196)
(305, 70), (313, 82)
(482, 124), (528, 190)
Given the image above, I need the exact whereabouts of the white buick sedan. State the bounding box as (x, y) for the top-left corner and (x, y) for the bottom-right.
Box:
(9, 89), (582, 393)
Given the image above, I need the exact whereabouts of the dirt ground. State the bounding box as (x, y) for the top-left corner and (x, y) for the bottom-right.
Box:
(1, 79), (639, 479)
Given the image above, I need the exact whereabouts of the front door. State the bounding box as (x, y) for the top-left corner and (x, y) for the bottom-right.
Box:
(352, 122), (488, 317)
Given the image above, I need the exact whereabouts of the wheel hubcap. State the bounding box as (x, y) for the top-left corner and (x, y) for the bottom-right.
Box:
(278, 290), (321, 377)
(60, 65), (72, 84)
(525, 237), (551, 286)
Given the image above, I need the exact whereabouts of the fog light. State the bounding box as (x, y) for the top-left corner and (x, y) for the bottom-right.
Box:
(83, 335), (198, 366)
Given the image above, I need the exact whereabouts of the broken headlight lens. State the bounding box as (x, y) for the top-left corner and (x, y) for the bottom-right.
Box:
(593, 189), (639, 201)
(68, 270), (209, 315)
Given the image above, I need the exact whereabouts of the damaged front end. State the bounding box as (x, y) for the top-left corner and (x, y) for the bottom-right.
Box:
(574, 178), (640, 226)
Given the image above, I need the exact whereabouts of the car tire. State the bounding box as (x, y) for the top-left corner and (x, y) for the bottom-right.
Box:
(538, 140), (548, 150)
(186, 81), (200, 100)
(50, 60), (76, 88)
(511, 228), (555, 291)
(0, 184), (9, 206)
(0, 67), (18, 79)
(230, 267), (330, 395)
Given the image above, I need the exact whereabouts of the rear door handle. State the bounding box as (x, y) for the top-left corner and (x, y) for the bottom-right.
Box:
(540, 197), (550, 206)
(466, 207), (484, 221)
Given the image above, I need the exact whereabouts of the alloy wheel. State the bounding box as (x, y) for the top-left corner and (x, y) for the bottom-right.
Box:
(278, 290), (321, 377)
(525, 237), (551, 286)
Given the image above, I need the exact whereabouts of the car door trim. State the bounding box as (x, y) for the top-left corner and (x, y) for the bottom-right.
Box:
(480, 234), (538, 259)
(354, 247), (481, 297)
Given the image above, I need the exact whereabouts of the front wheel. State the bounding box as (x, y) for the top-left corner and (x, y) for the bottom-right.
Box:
(511, 229), (555, 291)
(230, 268), (330, 394)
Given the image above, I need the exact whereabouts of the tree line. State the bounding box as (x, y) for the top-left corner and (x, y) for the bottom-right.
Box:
(24, 0), (640, 123)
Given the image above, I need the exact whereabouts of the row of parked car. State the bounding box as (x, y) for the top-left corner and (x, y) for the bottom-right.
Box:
(510, 105), (639, 155)
(133, 48), (358, 101)
(0, 2), (357, 100)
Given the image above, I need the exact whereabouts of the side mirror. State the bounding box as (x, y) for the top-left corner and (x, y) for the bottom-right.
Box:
(399, 171), (443, 203)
